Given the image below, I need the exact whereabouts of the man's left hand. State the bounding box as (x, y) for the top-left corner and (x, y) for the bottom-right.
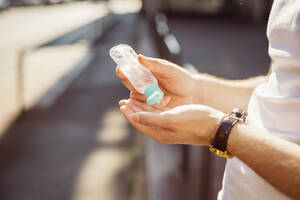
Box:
(119, 99), (224, 145)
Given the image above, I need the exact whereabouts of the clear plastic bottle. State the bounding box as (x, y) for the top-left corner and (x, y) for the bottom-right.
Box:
(110, 44), (164, 105)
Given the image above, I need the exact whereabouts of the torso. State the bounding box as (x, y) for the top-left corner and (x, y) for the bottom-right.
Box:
(219, 1), (300, 199)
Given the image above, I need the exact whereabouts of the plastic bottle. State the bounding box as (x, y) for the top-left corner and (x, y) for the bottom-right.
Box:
(110, 44), (164, 105)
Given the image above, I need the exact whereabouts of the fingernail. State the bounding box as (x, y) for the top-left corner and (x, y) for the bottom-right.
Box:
(120, 105), (132, 117)
(120, 105), (127, 111)
(119, 99), (129, 106)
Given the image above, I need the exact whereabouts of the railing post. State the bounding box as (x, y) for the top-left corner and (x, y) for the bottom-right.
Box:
(16, 49), (26, 112)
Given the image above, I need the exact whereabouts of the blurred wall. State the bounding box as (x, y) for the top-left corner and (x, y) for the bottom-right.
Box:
(162, 0), (224, 14)
(143, 0), (273, 22)
(0, 48), (21, 137)
(0, 2), (108, 137)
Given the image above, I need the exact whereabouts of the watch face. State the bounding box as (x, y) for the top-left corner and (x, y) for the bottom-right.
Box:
(231, 109), (248, 121)
(231, 108), (243, 118)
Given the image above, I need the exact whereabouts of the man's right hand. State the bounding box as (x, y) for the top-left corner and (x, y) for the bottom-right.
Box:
(116, 55), (197, 109)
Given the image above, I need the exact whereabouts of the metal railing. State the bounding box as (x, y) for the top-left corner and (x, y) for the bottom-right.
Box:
(147, 12), (226, 200)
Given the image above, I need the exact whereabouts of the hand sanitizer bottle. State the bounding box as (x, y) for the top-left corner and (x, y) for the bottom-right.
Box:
(110, 44), (164, 105)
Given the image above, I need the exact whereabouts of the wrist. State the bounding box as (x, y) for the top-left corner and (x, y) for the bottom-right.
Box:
(205, 111), (225, 145)
(191, 74), (209, 105)
(209, 109), (247, 158)
(227, 122), (248, 156)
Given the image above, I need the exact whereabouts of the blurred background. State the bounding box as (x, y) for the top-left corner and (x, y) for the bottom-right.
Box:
(0, 0), (272, 200)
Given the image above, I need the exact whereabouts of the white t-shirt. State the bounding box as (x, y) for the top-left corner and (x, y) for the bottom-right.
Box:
(218, 1), (300, 199)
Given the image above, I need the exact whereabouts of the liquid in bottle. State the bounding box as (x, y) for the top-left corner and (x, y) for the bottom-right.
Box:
(110, 44), (164, 105)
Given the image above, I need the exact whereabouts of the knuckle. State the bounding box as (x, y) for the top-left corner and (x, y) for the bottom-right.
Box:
(156, 58), (167, 64)
(149, 58), (169, 66)
(158, 59), (177, 68)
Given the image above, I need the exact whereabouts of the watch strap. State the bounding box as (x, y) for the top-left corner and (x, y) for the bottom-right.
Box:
(209, 109), (247, 159)
(211, 116), (238, 152)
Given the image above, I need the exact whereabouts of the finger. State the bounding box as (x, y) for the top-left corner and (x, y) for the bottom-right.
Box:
(138, 55), (177, 77)
(127, 101), (144, 113)
(119, 99), (153, 112)
(120, 105), (175, 144)
(130, 99), (156, 112)
(120, 105), (155, 132)
(120, 105), (134, 119)
(128, 96), (170, 112)
(116, 67), (138, 92)
(119, 99), (129, 106)
(160, 94), (172, 106)
(121, 78), (137, 92)
(115, 66), (126, 79)
(132, 112), (167, 127)
(130, 91), (146, 102)
(130, 92), (171, 109)
(152, 95), (172, 110)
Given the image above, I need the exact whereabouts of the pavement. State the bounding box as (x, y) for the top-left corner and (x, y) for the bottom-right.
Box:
(0, 13), (143, 200)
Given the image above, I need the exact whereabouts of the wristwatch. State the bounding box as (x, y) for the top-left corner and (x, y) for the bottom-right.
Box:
(209, 108), (247, 159)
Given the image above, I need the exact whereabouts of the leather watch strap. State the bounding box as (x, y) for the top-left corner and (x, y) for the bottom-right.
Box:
(209, 108), (247, 159)
(211, 116), (238, 152)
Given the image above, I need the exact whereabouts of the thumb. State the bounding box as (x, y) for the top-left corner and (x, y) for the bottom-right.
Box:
(133, 112), (165, 127)
(138, 55), (175, 77)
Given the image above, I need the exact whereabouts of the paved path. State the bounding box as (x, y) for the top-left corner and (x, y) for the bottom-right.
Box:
(0, 13), (140, 200)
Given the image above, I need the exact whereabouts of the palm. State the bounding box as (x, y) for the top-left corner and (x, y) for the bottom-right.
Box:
(119, 100), (224, 145)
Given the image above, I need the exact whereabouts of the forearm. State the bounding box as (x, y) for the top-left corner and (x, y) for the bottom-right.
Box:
(227, 123), (300, 199)
(193, 74), (267, 113)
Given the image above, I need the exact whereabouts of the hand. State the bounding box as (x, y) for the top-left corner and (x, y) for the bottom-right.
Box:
(116, 55), (196, 109)
(119, 99), (225, 145)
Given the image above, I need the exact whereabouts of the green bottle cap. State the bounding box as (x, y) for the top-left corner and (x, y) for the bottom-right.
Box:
(144, 83), (164, 105)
